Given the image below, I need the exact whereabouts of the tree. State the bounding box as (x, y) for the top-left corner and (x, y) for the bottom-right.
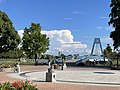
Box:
(15, 48), (24, 61)
(0, 11), (21, 53)
(104, 44), (112, 58)
(106, 44), (112, 52)
(22, 23), (49, 64)
(109, 0), (120, 49)
(0, 49), (24, 59)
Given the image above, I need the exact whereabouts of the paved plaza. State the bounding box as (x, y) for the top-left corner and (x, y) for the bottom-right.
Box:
(1, 65), (120, 90)
(8, 67), (120, 86)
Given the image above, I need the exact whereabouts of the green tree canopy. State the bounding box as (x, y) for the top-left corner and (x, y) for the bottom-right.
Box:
(0, 11), (21, 53)
(22, 23), (49, 62)
(106, 44), (112, 52)
(109, 0), (120, 49)
(104, 44), (112, 58)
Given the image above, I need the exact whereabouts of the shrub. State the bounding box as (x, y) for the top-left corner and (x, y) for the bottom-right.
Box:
(19, 62), (34, 65)
(0, 80), (38, 90)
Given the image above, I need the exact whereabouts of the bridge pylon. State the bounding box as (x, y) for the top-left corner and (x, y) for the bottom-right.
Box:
(91, 38), (103, 56)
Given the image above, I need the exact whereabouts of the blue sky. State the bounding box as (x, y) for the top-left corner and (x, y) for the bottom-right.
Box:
(0, 0), (113, 55)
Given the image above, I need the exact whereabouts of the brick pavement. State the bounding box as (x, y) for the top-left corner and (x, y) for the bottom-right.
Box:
(0, 65), (120, 90)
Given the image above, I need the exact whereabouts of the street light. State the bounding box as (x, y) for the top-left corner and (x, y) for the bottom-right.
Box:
(116, 48), (120, 67)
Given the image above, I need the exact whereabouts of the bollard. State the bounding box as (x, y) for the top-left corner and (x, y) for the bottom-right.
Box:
(46, 66), (56, 82)
(46, 72), (56, 82)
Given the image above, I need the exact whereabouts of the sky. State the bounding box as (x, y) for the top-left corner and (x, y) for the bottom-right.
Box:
(0, 0), (113, 55)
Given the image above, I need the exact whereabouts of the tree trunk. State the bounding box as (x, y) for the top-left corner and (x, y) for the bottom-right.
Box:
(35, 54), (38, 65)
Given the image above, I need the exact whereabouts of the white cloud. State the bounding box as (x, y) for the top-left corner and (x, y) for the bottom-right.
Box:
(18, 30), (24, 38)
(101, 37), (112, 43)
(96, 26), (114, 31)
(96, 26), (102, 30)
(105, 27), (113, 31)
(18, 29), (87, 55)
(101, 37), (113, 49)
(64, 18), (72, 20)
(72, 11), (83, 14)
(42, 30), (87, 55)
(99, 16), (109, 19)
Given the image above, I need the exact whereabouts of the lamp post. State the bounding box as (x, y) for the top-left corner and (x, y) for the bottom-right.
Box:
(116, 49), (119, 67)
(103, 49), (106, 64)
